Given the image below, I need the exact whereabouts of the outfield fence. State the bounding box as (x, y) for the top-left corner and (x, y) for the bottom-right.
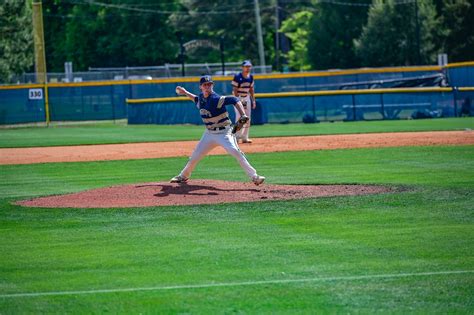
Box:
(127, 87), (474, 125)
(0, 63), (473, 125)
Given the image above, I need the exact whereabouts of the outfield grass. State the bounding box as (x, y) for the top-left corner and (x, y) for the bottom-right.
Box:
(0, 117), (473, 148)
(1, 146), (473, 313)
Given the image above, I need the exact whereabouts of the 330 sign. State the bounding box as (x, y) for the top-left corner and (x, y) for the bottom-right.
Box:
(28, 89), (43, 100)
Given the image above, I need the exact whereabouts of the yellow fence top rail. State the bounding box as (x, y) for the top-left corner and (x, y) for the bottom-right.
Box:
(0, 83), (44, 90)
(126, 96), (189, 104)
(126, 87), (457, 104)
(253, 65), (442, 80)
(445, 61), (474, 68)
(257, 87), (453, 98)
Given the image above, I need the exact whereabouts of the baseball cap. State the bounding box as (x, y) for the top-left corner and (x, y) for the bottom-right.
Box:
(242, 60), (253, 67)
(200, 75), (214, 85)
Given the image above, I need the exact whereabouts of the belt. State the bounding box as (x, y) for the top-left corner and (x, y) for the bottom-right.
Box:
(239, 96), (249, 106)
(208, 126), (227, 131)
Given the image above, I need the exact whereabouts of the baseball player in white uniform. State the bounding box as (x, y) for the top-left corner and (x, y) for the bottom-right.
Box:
(170, 75), (265, 186)
(232, 60), (256, 143)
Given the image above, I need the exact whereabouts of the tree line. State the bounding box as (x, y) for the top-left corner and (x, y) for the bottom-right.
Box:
(1, 0), (473, 83)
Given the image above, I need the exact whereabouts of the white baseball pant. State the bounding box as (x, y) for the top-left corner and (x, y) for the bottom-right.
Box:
(179, 126), (257, 179)
(234, 95), (252, 141)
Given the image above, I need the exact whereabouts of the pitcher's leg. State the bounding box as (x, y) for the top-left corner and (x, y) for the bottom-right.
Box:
(180, 133), (217, 179)
(218, 133), (257, 179)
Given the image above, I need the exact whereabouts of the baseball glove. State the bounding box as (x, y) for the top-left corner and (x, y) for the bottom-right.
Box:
(232, 115), (249, 134)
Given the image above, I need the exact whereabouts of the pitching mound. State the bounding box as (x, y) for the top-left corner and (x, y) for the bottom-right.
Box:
(16, 180), (392, 209)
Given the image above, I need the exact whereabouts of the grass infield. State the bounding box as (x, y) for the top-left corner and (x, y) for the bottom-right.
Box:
(0, 117), (473, 148)
(0, 145), (473, 313)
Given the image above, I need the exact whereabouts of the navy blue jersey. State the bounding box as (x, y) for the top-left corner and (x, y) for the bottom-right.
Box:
(194, 92), (239, 130)
(231, 73), (254, 97)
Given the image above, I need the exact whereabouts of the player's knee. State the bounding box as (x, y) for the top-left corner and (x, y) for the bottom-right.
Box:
(226, 147), (240, 156)
(230, 149), (246, 160)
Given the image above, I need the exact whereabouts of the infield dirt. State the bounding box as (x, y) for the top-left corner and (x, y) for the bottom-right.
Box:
(1, 130), (473, 165)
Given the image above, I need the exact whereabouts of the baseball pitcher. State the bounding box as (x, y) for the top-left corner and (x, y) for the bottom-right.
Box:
(170, 75), (265, 186)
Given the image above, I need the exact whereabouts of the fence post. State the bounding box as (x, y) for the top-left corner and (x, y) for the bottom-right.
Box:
(351, 94), (356, 121)
(111, 85), (116, 123)
(44, 84), (50, 125)
(32, 1), (50, 126)
(380, 93), (385, 119)
(452, 86), (458, 117)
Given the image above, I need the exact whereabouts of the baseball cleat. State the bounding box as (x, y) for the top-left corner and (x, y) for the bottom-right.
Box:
(252, 175), (265, 186)
(170, 175), (188, 183)
(242, 139), (253, 143)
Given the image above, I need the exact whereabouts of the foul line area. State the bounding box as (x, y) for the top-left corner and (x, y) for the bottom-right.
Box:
(1, 270), (472, 298)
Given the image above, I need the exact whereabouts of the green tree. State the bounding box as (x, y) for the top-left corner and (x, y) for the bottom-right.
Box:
(42, 0), (180, 71)
(0, 0), (33, 83)
(280, 10), (313, 71)
(169, 0), (276, 68)
(306, 1), (368, 70)
(437, 0), (474, 62)
(42, 0), (75, 72)
(354, 0), (439, 67)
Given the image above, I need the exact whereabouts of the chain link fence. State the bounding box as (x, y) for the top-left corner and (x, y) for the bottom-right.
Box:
(8, 63), (273, 84)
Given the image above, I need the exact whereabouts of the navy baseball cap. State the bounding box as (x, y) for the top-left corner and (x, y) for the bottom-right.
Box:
(242, 60), (252, 67)
(200, 75), (214, 85)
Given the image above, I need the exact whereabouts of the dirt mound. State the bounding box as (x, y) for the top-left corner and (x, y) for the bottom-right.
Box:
(15, 180), (392, 208)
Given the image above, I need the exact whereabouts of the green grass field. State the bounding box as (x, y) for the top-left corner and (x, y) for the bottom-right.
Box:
(0, 117), (473, 148)
(1, 142), (473, 312)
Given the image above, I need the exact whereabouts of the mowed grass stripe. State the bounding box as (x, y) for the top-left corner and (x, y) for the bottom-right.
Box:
(1, 117), (473, 148)
(1, 270), (473, 298)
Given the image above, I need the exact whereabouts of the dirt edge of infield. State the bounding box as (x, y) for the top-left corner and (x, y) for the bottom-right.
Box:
(2, 130), (473, 165)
